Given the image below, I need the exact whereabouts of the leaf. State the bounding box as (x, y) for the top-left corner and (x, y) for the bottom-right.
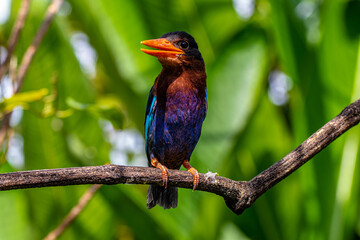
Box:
(66, 96), (127, 129)
(0, 88), (48, 115)
(219, 222), (251, 240)
(0, 163), (32, 240)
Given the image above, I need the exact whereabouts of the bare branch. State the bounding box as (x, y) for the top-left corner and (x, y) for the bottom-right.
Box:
(1, 98), (360, 214)
(0, 0), (30, 81)
(44, 184), (102, 240)
(15, 0), (64, 93)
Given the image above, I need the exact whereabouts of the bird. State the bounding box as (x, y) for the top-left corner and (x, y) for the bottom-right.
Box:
(141, 31), (207, 209)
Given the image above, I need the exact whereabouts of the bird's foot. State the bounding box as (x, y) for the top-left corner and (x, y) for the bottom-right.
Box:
(183, 160), (199, 192)
(151, 158), (169, 188)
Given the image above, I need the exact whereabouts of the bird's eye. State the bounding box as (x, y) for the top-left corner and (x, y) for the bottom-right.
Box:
(179, 41), (189, 50)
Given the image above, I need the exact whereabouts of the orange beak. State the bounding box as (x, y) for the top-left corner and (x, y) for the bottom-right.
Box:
(141, 38), (184, 58)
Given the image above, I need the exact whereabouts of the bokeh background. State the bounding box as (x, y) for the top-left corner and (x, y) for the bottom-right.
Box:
(0, 0), (360, 239)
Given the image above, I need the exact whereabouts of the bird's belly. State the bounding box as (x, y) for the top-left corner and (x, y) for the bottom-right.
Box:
(161, 95), (205, 168)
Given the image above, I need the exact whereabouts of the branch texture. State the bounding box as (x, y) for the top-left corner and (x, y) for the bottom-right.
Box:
(1, 98), (360, 214)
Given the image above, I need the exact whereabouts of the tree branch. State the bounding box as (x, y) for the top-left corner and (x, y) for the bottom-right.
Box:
(1, 98), (360, 215)
(15, 0), (64, 93)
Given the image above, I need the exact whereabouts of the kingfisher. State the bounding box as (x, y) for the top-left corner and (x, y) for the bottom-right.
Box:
(141, 31), (207, 209)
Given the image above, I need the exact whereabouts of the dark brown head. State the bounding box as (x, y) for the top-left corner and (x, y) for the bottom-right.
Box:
(141, 31), (204, 69)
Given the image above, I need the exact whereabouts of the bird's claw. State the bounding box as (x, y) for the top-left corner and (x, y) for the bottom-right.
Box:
(183, 160), (199, 192)
(161, 167), (169, 188)
(151, 158), (169, 189)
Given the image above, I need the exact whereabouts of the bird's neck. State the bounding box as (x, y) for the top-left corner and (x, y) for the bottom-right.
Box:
(160, 57), (205, 73)
(159, 58), (206, 83)
(157, 63), (205, 89)
(155, 61), (206, 106)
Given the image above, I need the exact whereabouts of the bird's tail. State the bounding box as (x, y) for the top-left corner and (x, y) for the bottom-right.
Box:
(147, 185), (178, 209)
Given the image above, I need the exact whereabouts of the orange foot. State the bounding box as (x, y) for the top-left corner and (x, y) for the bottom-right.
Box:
(151, 158), (169, 188)
(183, 160), (199, 192)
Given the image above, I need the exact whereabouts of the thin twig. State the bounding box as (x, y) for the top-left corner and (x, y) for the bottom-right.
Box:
(0, 127), (13, 165)
(1, 98), (360, 214)
(0, 0), (63, 151)
(9, 56), (18, 94)
(15, 0), (64, 93)
(0, 56), (15, 145)
(43, 184), (102, 240)
(0, 114), (11, 146)
(0, 0), (31, 81)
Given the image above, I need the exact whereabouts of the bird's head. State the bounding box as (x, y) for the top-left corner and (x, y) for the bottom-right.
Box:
(141, 31), (203, 68)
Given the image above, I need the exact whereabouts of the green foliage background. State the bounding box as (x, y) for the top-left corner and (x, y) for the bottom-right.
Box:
(0, 0), (360, 239)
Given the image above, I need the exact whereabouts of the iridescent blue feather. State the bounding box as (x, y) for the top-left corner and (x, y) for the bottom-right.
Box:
(145, 88), (156, 149)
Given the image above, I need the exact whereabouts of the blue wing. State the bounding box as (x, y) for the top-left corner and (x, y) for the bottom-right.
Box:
(144, 87), (157, 158)
(205, 88), (208, 110)
(203, 88), (208, 120)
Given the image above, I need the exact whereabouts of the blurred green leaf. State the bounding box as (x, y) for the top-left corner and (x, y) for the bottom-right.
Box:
(0, 88), (48, 115)
(67, 95), (126, 128)
(219, 222), (250, 240)
(194, 30), (268, 171)
(0, 163), (32, 240)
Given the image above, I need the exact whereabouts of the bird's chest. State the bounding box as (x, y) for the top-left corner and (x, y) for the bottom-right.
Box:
(163, 87), (203, 126)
